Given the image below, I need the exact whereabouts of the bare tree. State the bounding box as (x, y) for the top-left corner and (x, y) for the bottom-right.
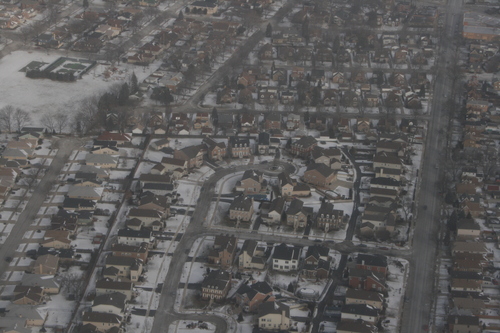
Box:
(0, 105), (15, 133)
(41, 113), (57, 133)
(13, 108), (31, 133)
(55, 111), (69, 134)
(73, 95), (100, 135)
(23, 167), (40, 189)
(20, 25), (35, 45)
(61, 273), (83, 298)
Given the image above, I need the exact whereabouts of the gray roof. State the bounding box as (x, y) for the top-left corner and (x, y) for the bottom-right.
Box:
(21, 273), (60, 289)
(273, 243), (301, 261)
(230, 195), (253, 211)
(95, 278), (133, 291)
(93, 292), (127, 309)
(202, 270), (231, 290)
(85, 153), (117, 164)
(82, 312), (122, 324)
(306, 163), (335, 178)
(293, 136), (318, 148)
(341, 304), (379, 317)
(258, 301), (290, 318)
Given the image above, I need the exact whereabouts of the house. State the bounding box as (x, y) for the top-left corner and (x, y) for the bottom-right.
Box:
(117, 228), (154, 247)
(139, 194), (170, 214)
(128, 208), (164, 230)
(456, 219), (481, 240)
(278, 172), (311, 198)
(447, 315), (480, 333)
(272, 243), (301, 272)
(257, 132), (271, 155)
(92, 292), (127, 315)
(303, 163), (337, 188)
(258, 301), (291, 331)
(207, 234), (238, 269)
(229, 195), (254, 222)
(262, 197), (285, 224)
(264, 113), (282, 130)
(150, 138), (169, 151)
(345, 289), (385, 310)
(67, 185), (103, 200)
(286, 199), (312, 230)
(160, 157), (187, 175)
(32, 254), (59, 275)
(104, 255), (143, 282)
(235, 169), (267, 195)
(174, 145), (204, 169)
(82, 312), (122, 332)
(142, 183), (174, 197)
(452, 242), (488, 256)
(291, 136), (318, 158)
(229, 137), (252, 158)
(85, 154), (118, 169)
(235, 281), (274, 313)
(316, 202), (344, 232)
(336, 320), (378, 333)
(241, 113), (256, 132)
(111, 242), (149, 262)
(12, 286), (44, 305)
(341, 304), (379, 324)
(203, 137), (227, 161)
(201, 270), (231, 300)
(356, 254), (388, 275)
(97, 131), (132, 145)
(188, 1), (218, 15)
(301, 245), (330, 279)
(238, 240), (266, 270)
(312, 146), (342, 168)
(21, 274), (60, 294)
(95, 278), (134, 300)
(63, 197), (96, 211)
(349, 268), (387, 293)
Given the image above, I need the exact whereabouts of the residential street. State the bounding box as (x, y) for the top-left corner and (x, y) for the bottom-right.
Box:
(401, 0), (464, 331)
(0, 137), (83, 278)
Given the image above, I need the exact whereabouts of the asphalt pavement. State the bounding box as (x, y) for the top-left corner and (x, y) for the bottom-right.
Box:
(400, 0), (464, 331)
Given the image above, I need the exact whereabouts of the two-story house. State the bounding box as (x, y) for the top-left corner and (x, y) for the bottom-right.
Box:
(258, 301), (291, 331)
(201, 270), (232, 301)
(316, 202), (344, 232)
(207, 234), (238, 269)
(272, 243), (301, 272)
(229, 195), (254, 222)
(238, 240), (266, 270)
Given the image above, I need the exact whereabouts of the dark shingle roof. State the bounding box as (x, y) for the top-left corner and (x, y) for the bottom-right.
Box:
(273, 243), (301, 261)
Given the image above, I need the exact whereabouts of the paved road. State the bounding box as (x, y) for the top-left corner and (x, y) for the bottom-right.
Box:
(401, 0), (463, 331)
(0, 137), (82, 278)
(150, 161), (296, 333)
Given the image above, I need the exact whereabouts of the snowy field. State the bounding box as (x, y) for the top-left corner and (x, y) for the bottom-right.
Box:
(0, 50), (133, 126)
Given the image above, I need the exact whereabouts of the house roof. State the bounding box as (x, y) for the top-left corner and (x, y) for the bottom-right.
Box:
(293, 136), (318, 148)
(129, 208), (162, 219)
(457, 218), (480, 231)
(106, 255), (142, 268)
(258, 301), (290, 318)
(269, 197), (286, 214)
(139, 194), (169, 209)
(370, 177), (401, 187)
(112, 242), (148, 254)
(305, 244), (329, 260)
(93, 292), (127, 309)
(95, 278), (133, 291)
(21, 274), (60, 289)
(34, 254), (59, 270)
(336, 320), (377, 333)
(447, 315), (479, 326)
(82, 312), (122, 324)
(85, 153), (117, 165)
(258, 132), (270, 145)
(273, 243), (301, 261)
(286, 198), (305, 215)
(346, 289), (384, 303)
(161, 157), (186, 167)
(341, 304), (379, 317)
(452, 242), (487, 254)
(306, 163), (335, 178)
(117, 228), (152, 239)
(96, 131), (131, 142)
(67, 185), (103, 198)
(202, 270), (231, 290)
(356, 254), (387, 268)
(230, 195), (253, 211)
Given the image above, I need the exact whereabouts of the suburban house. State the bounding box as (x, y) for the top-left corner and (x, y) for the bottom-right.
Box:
(341, 304), (379, 324)
(95, 279), (134, 301)
(349, 267), (387, 293)
(345, 289), (385, 310)
(67, 185), (104, 200)
(303, 163), (337, 188)
(21, 274), (60, 295)
(92, 292), (127, 315)
(128, 208), (165, 230)
(336, 320), (378, 333)
(138, 194), (170, 215)
(229, 195), (254, 222)
(229, 137), (252, 158)
(235, 281), (274, 313)
(96, 131), (132, 145)
(261, 197), (286, 224)
(174, 145), (204, 169)
(286, 199), (313, 230)
(291, 136), (318, 158)
(82, 312), (122, 332)
(207, 234), (238, 269)
(301, 245), (331, 279)
(235, 169), (267, 195)
(356, 254), (388, 275)
(201, 270), (232, 300)
(160, 157), (188, 174)
(203, 137), (227, 161)
(104, 255), (143, 282)
(373, 152), (402, 180)
(456, 218), (481, 240)
(272, 243), (301, 272)
(111, 242), (149, 262)
(32, 254), (59, 275)
(316, 202), (344, 231)
(447, 315), (480, 333)
(238, 240), (266, 270)
(12, 286), (44, 305)
(278, 172), (311, 198)
(85, 154), (118, 169)
(258, 301), (291, 331)
(117, 228), (154, 247)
